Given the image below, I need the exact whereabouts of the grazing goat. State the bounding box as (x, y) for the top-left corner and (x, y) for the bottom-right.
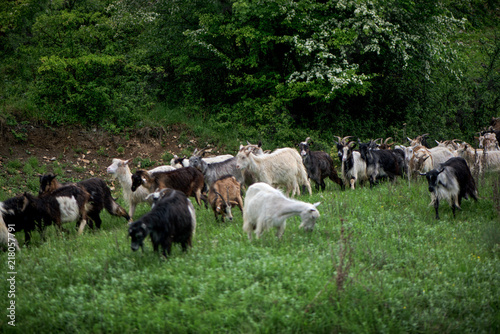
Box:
(208, 175), (244, 222)
(335, 137), (368, 189)
(242, 183), (320, 240)
(359, 140), (402, 187)
(106, 158), (175, 219)
(39, 174), (130, 228)
(131, 167), (206, 207)
(420, 157), (478, 219)
(236, 145), (312, 197)
(298, 137), (343, 191)
(128, 189), (196, 258)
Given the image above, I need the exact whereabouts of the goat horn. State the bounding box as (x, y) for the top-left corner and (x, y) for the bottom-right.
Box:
(384, 137), (393, 144)
(305, 137), (311, 143)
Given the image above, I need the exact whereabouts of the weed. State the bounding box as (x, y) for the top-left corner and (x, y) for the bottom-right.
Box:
(133, 157), (155, 169)
(97, 146), (108, 157)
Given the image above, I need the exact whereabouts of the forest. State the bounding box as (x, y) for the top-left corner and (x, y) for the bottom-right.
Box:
(0, 0), (499, 145)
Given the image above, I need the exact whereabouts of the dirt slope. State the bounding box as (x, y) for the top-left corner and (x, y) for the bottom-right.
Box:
(0, 122), (207, 181)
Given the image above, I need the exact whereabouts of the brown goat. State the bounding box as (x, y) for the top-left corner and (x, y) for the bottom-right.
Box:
(131, 167), (206, 207)
(208, 175), (244, 222)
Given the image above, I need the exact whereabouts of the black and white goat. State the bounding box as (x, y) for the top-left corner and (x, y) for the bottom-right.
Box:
(39, 174), (130, 228)
(298, 137), (344, 191)
(420, 157), (478, 219)
(359, 140), (402, 187)
(0, 195), (35, 245)
(128, 189), (196, 258)
(335, 136), (368, 189)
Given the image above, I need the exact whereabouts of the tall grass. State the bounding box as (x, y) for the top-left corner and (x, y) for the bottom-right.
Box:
(1, 170), (499, 333)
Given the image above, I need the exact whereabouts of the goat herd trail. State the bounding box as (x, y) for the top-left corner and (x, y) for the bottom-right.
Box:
(0, 122), (214, 182)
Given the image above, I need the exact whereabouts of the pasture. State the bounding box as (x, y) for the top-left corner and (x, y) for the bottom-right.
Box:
(1, 165), (499, 333)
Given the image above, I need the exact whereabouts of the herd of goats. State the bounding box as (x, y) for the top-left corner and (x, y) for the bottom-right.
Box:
(1, 117), (500, 257)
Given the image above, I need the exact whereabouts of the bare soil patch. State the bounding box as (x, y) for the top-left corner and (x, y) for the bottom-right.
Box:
(0, 121), (202, 180)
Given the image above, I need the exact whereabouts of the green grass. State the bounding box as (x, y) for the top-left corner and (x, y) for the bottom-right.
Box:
(1, 172), (499, 333)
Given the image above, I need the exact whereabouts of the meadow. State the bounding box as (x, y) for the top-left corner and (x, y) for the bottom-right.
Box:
(1, 162), (499, 333)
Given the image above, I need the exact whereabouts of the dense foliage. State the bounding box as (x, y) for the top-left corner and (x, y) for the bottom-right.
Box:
(0, 0), (498, 144)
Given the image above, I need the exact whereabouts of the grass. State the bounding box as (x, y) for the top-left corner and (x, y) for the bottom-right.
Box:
(1, 167), (499, 333)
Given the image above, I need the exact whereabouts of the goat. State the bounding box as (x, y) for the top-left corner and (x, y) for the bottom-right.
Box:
(435, 139), (460, 151)
(0, 195), (36, 245)
(420, 157), (478, 219)
(359, 140), (402, 187)
(24, 185), (91, 235)
(208, 175), (244, 222)
(335, 138), (368, 189)
(131, 167), (206, 207)
(490, 117), (500, 131)
(242, 182), (320, 240)
(236, 146), (312, 197)
(170, 155), (189, 169)
(128, 189), (196, 258)
(429, 146), (456, 169)
(38, 174), (130, 228)
(407, 145), (434, 178)
(478, 132), (500, 151)
(407, 134), (430, 148)
(106, 158), (175, 219)
(188, 154), (244, 189)
(298, 137), (344, 191)
(378, 137), (394, 150)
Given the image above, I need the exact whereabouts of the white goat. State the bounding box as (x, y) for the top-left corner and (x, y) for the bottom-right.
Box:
(236, 146), (312, 197)
(242, 182), (320, 240)
(429, 146), (456, 169)
(106, 159), (175, 219)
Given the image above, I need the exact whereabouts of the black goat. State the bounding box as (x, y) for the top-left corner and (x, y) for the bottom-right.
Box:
(359, 140), (402, 187)
(420, 157), (478, 219)
(298, 137), (344, 191)
(128, 189), (196, 258)
(39, 174), (130, 227)
(0, 195), (35, 245)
